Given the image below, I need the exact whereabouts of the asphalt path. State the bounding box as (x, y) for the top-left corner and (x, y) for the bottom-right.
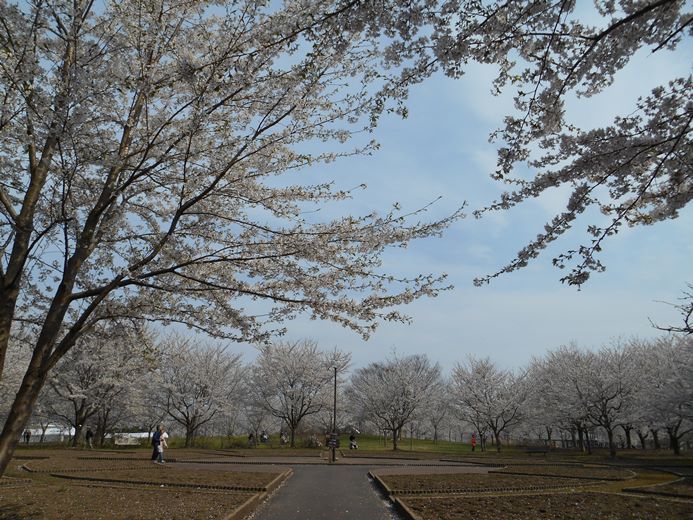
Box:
(249, 463), (399, 520)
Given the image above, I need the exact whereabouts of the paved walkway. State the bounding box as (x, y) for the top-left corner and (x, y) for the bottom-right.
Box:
(179, 456), (488, 520)
(249, 464), (397, 520)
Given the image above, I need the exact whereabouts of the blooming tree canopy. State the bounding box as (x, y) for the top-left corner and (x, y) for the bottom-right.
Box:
(46, 324), (154, 446)
(452, 356), (528, 452)
(0, 0), (462, 474)
(156, 337), (244, 447)
(250, 339), (349, 447)
(347, 353), (441, 450)
(437, 1), (691, 286)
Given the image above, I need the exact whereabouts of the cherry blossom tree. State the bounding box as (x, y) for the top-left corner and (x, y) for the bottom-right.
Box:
(347, 353), (441, 450)
(528, 346), (594, 451)
(249, 340), (349, 447)
(0, 0), (467, 474)
(537, 343), (639, 457)
(634, 335), (693, 454)
(440, 1), (692, 286)
(452, 356), (528, 453)
(425, 380), (453, 445)
(156, 337), (244, 447)
(46, 324), (154, 446)
(579, 346), (640, 458)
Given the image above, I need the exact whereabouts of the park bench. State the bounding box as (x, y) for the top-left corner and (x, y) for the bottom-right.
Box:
(525, 447), (549, 456)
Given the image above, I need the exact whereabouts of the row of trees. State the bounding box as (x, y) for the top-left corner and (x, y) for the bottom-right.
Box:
(4, 332), (690, 457)
(454, 336), (692, 457)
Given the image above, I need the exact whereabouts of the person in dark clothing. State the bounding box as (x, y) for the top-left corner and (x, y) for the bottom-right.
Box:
(151, 426), (162, 462)
(85, 428), (94, 449)
(349, 434), (358, 449)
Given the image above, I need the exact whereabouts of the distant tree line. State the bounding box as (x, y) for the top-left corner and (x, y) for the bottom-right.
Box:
(4, 331), (690, 458)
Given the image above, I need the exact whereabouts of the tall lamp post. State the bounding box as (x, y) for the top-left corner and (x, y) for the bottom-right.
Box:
(331, 365), (337, 463)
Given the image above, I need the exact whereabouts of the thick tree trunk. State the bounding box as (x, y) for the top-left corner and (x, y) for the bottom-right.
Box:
(576, 427), (584, 451)
(651, 429), (661, 449)
(0, 298), (15, 380)
(185, 425), (195, 447)
(72, 423), (84, 448)
(637, 431), (648, 450)
(622, 425), (633, 449)
(95, 409), (110, 448)
(71, 402), (90, 448)
(494, 431), (502, 453)
(0, 369), (48, 476)
(606, 428), (616, 458)
(392, 428), (399, 450)
(584, 428), (592, 455)
(667, 427), (681, 455)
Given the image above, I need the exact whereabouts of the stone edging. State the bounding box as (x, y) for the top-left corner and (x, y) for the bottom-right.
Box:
(369, 472), (419, 520)
(440, 458), (584, 468)
(622, 488), (693, 500)
(0, 476), (32, 487)
(22, 464), (151, 474)
(222, 469), (292, 520)
(48, 471), (286, 492)
(390, 481), (599, 495)
(78, 456), (179, 462)
(439, 459), (505, 467)
(622, 476), (693, 500)
(369, 470), (601, 496)
(489, 468), (637, 481)
(391, 497), (423, 520)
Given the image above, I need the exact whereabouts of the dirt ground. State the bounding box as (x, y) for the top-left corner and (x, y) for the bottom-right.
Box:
(375, 458), (692, 519)
(402, 491), (693, 519)
(4, 448), (692, 519)
(1, 449), (283, 520)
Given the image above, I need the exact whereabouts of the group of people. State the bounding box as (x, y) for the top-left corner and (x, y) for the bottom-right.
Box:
(248, 430), (271, 446)
(150, 424), (169, 464)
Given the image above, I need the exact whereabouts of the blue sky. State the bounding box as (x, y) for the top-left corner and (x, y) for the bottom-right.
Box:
(230, 37), (693, 374)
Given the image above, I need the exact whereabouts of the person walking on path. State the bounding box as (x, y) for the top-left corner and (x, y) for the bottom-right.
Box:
(156, 425), (169, 464)
(151, 426), (162, 462)
(85, 428), (94, 449)
(471, 433), (477, 452)
(23, 430), (31, 444)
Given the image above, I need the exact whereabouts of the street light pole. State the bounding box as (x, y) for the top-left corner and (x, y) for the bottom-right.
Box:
(332, 365), (337, 463)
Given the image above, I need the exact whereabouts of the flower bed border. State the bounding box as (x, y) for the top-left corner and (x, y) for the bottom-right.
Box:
(48, 468), (291, 493)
